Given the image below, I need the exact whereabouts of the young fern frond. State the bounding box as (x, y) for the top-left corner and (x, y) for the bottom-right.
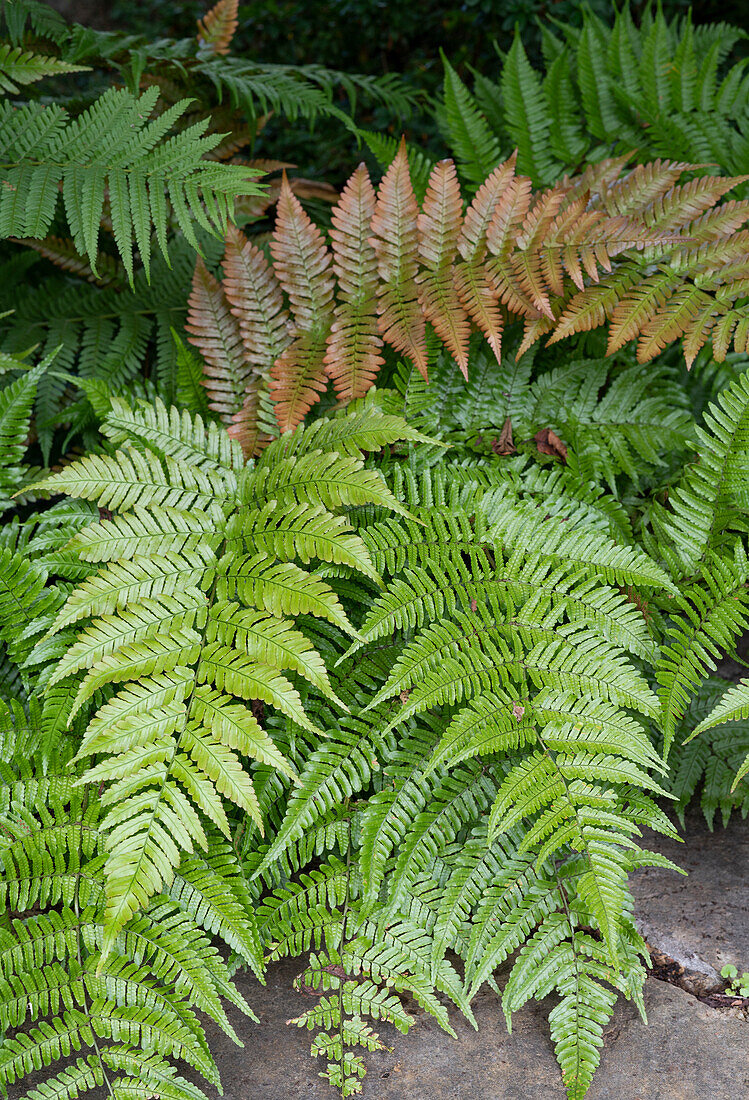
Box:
(197, 0), (239, 56)
(28, 399), (409, 957)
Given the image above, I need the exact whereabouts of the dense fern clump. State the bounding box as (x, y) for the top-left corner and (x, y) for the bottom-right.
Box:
(2, 343), (744, 1097)
(437, 7), (749, 188)
(2, 5), (749, 1100)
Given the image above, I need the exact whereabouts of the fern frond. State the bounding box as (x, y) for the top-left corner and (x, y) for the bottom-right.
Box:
(0, 88), (262, 280)
(324, 164), (383, 401)
(259, 187), (331, 427)
(0, 44), (88, 94)
(441, 56), (503, 189)
(370, 138), (427, 379)
(501, 34), (560, 185)
(653, 371), (749, 572)
(186, 259), (251, 422)
(657, 554), (749, 756)
(31, 401), (411, 956)
(417, 159), (470, 375)
(197, 0), (239, 56)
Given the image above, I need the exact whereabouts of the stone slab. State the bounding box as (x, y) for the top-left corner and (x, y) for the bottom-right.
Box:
(631, 811), (749, 975)
(197, 958), (748, 1100)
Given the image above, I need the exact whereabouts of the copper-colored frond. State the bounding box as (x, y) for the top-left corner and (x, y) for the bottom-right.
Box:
(452, 158), (517, 364)
(457, 153), (517, 262)
(712, 311), (742, 362)
(222, 222), (291, 371)
(485, 176), (533, 262)
(270, 335), (331, 432)
(606, 272), (682, 355)
(269, 174), (335, 429)
(197, 0), (239, 55)
(417, 160), (470, 375)
(324, 164), (383, 400)
(370, 138), (428, 378)
(484, 177), (543, 318)
(271, 174), (335, 324)
(185, 257), (250, 421)
(453, 262), (504, 364)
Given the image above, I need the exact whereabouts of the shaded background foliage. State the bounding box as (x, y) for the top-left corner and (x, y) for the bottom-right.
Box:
(47, 0), (748, 182)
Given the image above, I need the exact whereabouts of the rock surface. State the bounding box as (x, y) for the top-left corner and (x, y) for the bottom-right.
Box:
(631, 810), (749, 976)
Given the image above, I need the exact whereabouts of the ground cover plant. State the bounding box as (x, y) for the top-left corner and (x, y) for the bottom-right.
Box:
(0, 2), (748, 1099)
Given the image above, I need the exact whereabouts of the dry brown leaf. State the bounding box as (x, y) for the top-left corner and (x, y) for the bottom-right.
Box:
(534, 428), (568, 462)
(491, 417), (515, 455)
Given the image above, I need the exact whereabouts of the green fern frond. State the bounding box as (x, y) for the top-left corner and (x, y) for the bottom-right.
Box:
(0, 87), (262, 280)
(30, 400), (410, 955)
(0, 43), (88, 93)
(652, 371), (749, 573)
(657, 551), (749, 756)
(440, 55), (503, 190)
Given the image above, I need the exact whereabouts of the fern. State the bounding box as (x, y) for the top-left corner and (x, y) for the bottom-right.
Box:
(0, 702), (257, 1100)
(0, 42), (87, 92)
(25, 397), (410, 958)
(651, 370), (749, 574)
(252, 452), (682, 1098)
(439, 9), (749, 187)
(0, 86), (262, 280)
(190, 148), (749, 437)
(666, 677), (749, 827)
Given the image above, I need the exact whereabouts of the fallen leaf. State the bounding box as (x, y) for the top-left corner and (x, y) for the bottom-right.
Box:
(491, 417), (515, 455)
(534, 428), (567, 461)
(512, 703), (525, 721)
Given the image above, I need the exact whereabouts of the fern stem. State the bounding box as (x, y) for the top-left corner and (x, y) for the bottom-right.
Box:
(73, 784), (117, 1098)
(338, 795), (352, 1095)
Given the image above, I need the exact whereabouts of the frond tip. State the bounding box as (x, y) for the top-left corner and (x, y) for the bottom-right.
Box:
(197, 0), (239, 55)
